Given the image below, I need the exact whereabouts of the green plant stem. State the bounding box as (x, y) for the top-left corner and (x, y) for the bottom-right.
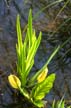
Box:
(29, 45), (60, 85)
(61, 36), (71, 48)
(19, 87), (30, 99)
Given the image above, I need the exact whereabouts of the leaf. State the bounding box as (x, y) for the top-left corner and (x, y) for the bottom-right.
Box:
(32, 30), (36, 44)
(32, 74), (55, 100)
(26, 59), (34, 77)
(33, 100), (44, 108)
(52, 99), (55, 108)
(57, 95), (65, 108)
(8, 75), (21, 89)
(26, 31), (42, 71)
(61, 100), (65, 108)
(29, 45), (60, 85)
(19, 87), (30, 99)
(16, 15), (22, 54)
(28, 9), (32, 47)
(37, 67), (48, 83)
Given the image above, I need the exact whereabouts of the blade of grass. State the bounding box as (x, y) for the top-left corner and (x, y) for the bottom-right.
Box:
(26, 32), (42, 71)
(58, 95), (65, 108)
(23, 0), (64, 33)
(29, 45), (60, 85)
(33, 0), (64, 20)
(16, 15), (22, 53)
(28, 9), (32, 47)
(52, 17), (71, 35)
(54, 0), (70, 21)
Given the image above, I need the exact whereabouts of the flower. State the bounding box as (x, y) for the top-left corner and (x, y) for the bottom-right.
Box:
(37, 67), (48, 83)
(8, 75), (21, 89)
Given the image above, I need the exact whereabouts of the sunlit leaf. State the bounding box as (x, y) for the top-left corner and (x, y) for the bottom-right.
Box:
(8, 75), (21, 89)
(16, 15), (23, 54)
(26, 31), (42, 71)
(61, 100), (65, 108)
(19, 87), (30, 99)
(28, 9), (32, 47)
(16, 9), (42, 87)
(29, 45), (60, 85)
(32, 74), (55, 100)
(52, 99), (55, 108)
(33, 100), (44, 108)
(52, 95), (67, 108)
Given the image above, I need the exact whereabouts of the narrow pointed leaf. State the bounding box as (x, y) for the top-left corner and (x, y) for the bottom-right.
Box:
(28, 9), (32, 47)
(29, 45), (60, 84)
(16, 15), (22, 54)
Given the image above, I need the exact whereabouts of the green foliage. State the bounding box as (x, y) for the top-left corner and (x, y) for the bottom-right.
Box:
(8, 9), (60, 108)
(31, 74), (55, 107)
(31, 74), (55, 101)
(29, 46), (60, 87)
(52, 99), (65, 108)
(52, 96), (71, 108)
(16, 9), (42, 87)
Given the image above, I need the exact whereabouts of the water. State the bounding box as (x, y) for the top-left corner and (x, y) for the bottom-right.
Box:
(0, 0), (71, 108)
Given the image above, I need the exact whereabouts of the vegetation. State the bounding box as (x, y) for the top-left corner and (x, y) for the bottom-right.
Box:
(52, 96), (71, 108)
(8, 9), (60, 108)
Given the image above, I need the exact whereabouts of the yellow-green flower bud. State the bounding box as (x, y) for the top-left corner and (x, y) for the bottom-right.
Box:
(8, 75), (21, 89)
(37, 67), (48, 83)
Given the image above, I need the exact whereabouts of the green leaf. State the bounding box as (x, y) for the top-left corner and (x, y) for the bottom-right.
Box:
(33, 100), (44, 108)
(16, 15), (23, 54)
(29, 45), (60, 85)
(57, 95), (65, 108)
(32, 74), (55, 101)
(19, 87), (30, 99)
(26, 32), (42, 71)
(61, 100), (65, 108)
(28, 9), (32, 47)
(52, 99), (55, 108)
(26, 59), (34, 77)
(16, 9), (42, 88)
